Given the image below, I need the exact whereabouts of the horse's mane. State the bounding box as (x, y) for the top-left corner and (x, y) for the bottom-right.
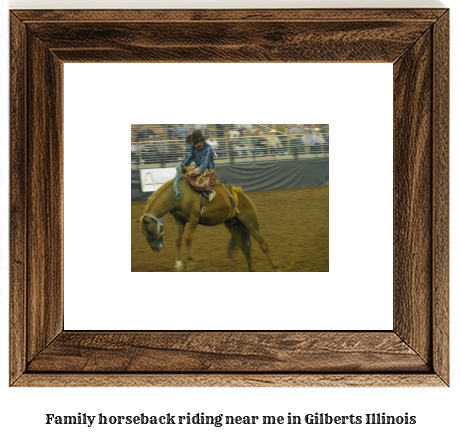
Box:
(142, 178), (175, 215)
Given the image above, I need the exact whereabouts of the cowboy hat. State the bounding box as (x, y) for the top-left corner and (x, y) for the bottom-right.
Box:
(186, 130), (205, 145)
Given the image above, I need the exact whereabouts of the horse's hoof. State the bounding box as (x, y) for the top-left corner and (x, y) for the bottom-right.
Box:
(174, 260), (184, 271)
(186, 264), (196, 271)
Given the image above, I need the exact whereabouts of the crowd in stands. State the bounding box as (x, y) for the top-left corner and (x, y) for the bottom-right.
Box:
(131, 124), (329, 165)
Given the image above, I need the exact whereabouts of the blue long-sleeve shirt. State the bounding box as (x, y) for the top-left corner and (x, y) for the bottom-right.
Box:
(180, 140), (215, 172)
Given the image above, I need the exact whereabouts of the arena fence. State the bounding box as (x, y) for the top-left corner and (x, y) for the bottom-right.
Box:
(131, 158), (329, 201)
(131, 124), (329, 169)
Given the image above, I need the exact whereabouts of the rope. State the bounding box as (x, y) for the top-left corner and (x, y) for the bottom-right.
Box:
(174, 166), (182, 199)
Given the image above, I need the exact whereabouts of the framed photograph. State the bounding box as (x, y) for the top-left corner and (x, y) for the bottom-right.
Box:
(10, 9), (449, 386)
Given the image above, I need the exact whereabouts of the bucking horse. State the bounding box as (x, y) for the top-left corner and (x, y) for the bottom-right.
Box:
(139, 168), (280, 272)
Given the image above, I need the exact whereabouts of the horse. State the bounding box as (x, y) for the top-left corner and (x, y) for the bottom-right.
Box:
(139, 170), (281, 272)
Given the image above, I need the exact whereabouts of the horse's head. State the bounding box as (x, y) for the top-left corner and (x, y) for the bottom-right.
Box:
(140, 213), (165, 252)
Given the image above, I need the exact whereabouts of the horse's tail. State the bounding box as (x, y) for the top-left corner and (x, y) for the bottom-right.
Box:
(227, 216), (252, 260)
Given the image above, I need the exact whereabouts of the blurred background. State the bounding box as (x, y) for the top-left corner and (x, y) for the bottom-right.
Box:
(131, 123), (329, 168)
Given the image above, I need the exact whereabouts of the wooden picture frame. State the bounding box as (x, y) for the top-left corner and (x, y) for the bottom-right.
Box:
(10, 9), (449, 387)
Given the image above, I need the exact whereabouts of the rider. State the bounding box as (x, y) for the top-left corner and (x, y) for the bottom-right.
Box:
(178, 129), (217, 201)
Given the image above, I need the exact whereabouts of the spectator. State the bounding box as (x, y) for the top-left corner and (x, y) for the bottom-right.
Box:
(215, 124), (225, 138)
(154, 136), (170, 163)
(132, 141), (149, 164)
(241, 124), (254, 134)
(252, 130), (269, 156)
(310, 126), (326, 153)
(207, 134), (220, 156)
(302, 128), (311, 153)
(229, 141), (244, 158)
(135, 124), (156, 143)
(131, 142), (139, 164)
(169, 137), (185, 162)
(143, 142), (160, 164)
(166, 125), (176, 139)
(289, 135), (304, 156)
(320, 124), (329, 152)
(289, 125), (303, 135)
(233, 124), (244, 134)
(267, 129), (285, 155)
(185, 125), (195, 136)
(228, 128), (240, 139)
(135, 128), (154, 163)
(176, 124), (187, 140)
(239, 138), (253, 157)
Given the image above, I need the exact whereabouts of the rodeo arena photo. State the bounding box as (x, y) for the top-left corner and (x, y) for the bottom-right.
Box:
(131, 124), (329, 272)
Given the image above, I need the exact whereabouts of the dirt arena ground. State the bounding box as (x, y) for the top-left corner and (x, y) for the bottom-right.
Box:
(131, 185), (329, 272)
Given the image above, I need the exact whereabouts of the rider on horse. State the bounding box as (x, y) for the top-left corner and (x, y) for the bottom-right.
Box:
(178, 129), (217, 201)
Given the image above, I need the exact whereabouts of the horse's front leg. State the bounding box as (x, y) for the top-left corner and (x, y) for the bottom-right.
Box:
(184, 215), (199, 271)
(174, 219), (186, 271)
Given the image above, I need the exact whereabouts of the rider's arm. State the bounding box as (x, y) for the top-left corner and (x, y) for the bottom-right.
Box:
(197, 146), (214, 172)
(180, 146), (195, 168)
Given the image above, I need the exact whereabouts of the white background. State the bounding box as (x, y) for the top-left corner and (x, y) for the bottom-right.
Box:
(64, 62), (392, 331)
(1, 1), (458, 436)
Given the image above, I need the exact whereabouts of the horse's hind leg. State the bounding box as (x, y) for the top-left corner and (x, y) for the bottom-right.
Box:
(174, 219), (185, 271)
(248, 227), (281, 272)
(236, 194), (281, 271)
(225, 222), (256, 272)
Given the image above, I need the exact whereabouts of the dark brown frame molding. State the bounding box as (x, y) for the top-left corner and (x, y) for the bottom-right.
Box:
(10, 9), (449, 387)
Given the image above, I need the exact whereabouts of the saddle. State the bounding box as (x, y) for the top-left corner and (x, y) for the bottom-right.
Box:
(181, 167), (240, 217)
(183, 167), (221, 192)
